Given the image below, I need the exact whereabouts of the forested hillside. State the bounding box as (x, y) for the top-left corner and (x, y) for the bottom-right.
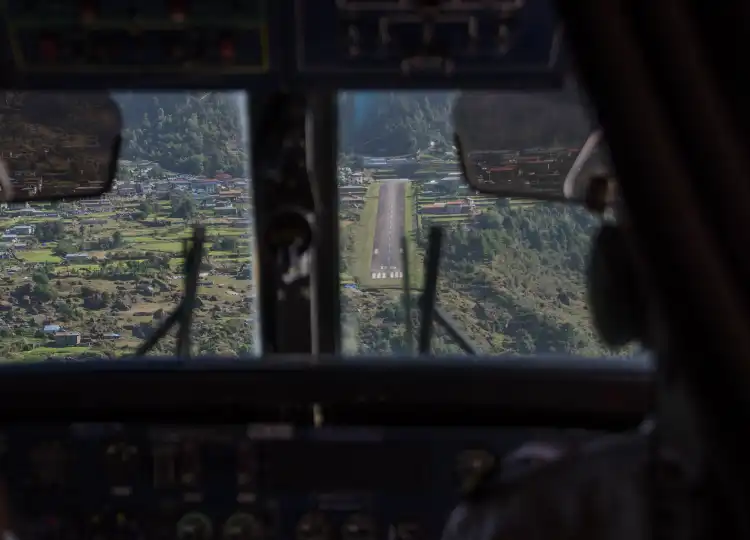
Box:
(113, 92), (248, 176)
(338, 90), (616, 356)
(338, 92), (454, 155)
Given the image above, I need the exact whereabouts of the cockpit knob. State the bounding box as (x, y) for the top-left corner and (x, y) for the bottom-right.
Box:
(223, 513), (264, 540)
(177, 513), (213, 540)
(342, 514), (375, 540)
(296, 512), (330, 540)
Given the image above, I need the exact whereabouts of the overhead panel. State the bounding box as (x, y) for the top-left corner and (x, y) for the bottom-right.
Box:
(0, 0), (563, 89)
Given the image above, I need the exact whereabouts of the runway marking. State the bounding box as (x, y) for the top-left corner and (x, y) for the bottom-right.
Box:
(371, 271), (403, 280)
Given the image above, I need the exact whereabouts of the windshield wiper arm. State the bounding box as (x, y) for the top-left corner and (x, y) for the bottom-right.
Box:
(401, 236), (413, 356)
(415, 226), (480, 356)
(134, 225), (205, 358)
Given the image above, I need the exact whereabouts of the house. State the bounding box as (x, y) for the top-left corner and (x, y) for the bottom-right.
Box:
(64, 253), (92, 264)
(340, 186), (367, 197)
(43, 324), (61, 334)
(192, 179), (221, 194)
(230, 219), (252, 229)
(217, 190), (243, 202)
(54, 331), (81, 347)
(7, 225), (35, 236)
(215, 206), (240, 217)
(79, 199), (113, 211)
(16, 208), (42, 217)
(420, 201), (470, 215)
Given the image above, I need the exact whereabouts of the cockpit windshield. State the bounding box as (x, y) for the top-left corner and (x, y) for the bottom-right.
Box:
(339, 90), (624, 357)
(0, 88), (628, 362)
(0, 92), (255, 361)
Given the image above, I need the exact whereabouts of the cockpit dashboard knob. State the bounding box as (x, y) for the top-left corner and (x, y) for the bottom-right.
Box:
(176, 512), (213, 540)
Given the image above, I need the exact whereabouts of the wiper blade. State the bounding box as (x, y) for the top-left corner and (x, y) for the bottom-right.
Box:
(401, 235), (413, 356)
(133, 225), (206, 358)
(417, 226), (480, 356)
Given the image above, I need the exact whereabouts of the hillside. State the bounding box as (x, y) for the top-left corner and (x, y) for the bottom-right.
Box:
(113, 92), (248, 177)
(339, 92), (454, 156)
(339, 90), (616, 356)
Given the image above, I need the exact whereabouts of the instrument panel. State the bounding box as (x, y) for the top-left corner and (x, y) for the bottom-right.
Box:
(0, 0), (564, 89)
(1, 423), (601, 540)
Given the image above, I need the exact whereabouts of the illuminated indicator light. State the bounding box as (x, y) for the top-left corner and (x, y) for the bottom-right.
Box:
(39, 38), (58, 62)
(80, 0), (97, 22)
(220, 39), (235, 61)
(169, 0), (187, 22)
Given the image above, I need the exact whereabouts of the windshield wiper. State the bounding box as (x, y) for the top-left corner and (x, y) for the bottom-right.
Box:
(404, 226), (480, 356)
(133, 225), (206, 358)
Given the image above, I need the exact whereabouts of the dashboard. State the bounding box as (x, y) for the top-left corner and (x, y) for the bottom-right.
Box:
(0, 0), (565, 89)
(2, 423), (605, 540)
(0, 357), (652, 539)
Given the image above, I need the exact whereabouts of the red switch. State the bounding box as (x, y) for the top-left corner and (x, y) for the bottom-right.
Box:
(169, 0), (187, 22)
(219, 38), (235, 61)
(80, 0), (98, 22)
(39, 37), (58, 62)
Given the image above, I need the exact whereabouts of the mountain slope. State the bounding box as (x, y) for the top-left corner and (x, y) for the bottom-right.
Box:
(113, 92), (248, 176)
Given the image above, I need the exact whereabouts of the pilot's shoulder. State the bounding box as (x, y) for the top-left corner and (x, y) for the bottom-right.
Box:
(442, 432), (651, 540)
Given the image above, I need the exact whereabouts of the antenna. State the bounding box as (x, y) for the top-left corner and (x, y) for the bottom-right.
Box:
(418, 226), (480, 356)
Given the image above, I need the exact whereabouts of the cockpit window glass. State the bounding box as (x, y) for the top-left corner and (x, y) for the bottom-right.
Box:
(0, 91), (254, 361)
(338, 90), (626, 357)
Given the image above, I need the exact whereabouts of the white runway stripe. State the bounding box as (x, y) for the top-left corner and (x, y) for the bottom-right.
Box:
(371, 271), (403, 280)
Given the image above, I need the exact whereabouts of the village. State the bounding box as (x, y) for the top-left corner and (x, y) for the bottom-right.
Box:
(0, 144), (577, 361)
(0, 159), (255, 361)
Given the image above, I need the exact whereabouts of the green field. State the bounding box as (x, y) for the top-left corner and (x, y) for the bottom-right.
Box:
(0, 200), (256, 360)
(404, 182), (423, 289)
(352, 182), (382, 288)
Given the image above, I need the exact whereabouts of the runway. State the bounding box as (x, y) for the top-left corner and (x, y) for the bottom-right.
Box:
(370, 180), (407, 281)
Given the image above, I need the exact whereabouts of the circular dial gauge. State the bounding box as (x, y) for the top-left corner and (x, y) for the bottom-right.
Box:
(341, 514), (375, 540)
(296, 512), (331, 540)
(177, 512), (213, 540)
(456, 449), (495, 491)
(223, 513), (264, 540)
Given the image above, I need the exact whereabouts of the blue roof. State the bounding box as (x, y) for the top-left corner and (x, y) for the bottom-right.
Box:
(43, 325), (61, 332)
